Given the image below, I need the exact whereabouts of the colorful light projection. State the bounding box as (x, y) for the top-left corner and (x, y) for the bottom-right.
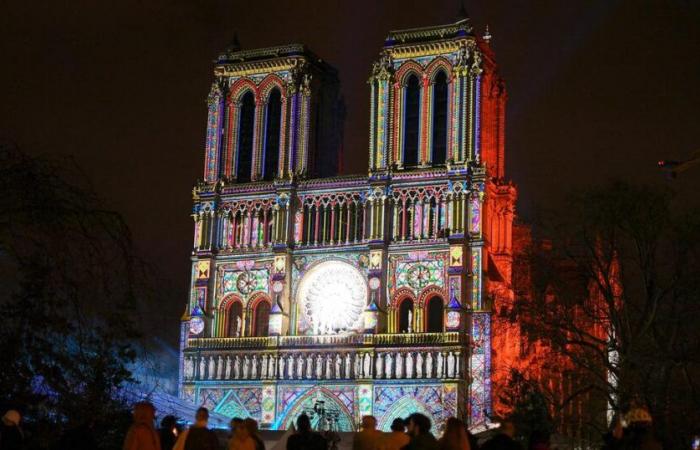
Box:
(296, 260), (367, 335)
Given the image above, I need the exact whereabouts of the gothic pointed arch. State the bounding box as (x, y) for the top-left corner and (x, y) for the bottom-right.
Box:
(276, 387), (356, 431)
(262, 87), (282, 181)
(220, 295), (244, 337)
(392, 288), (417, 333)
(431, 69), (449, 165)
(223, 79), (259, 180)
(417, 285), (447, 307)
(398, 297), (415, 333)
(247, 293), (272, 337)
(229, 78), (259, 101)
(390, 287), (416, 307)
(377, 395), (436, 432)
(425, 57), (453, 82)
(402, 73), (421, 168)
(258, 74), (287, 100)
(394, 61), (424, 86)
(425, 295), (444, 333)
(236, 90), (256, 182)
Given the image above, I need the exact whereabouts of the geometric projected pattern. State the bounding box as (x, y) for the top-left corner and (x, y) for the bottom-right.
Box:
(396, 260), (444, 292)
(182, 15), (514, 433)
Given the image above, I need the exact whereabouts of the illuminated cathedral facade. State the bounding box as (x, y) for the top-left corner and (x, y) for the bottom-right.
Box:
(180, 16), (516, 433)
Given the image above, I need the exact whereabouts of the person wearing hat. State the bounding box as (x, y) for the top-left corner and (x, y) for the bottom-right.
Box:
(0, 410), (24, 450)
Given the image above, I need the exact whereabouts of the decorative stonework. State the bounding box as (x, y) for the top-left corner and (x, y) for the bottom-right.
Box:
(297, 260), (367, 335)
(183, 15), (510, 432)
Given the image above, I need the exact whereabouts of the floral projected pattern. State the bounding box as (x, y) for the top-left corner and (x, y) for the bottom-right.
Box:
(222, 269), (269, 298)
(396, 260), (444, 291)
(297, 260), (367, 335)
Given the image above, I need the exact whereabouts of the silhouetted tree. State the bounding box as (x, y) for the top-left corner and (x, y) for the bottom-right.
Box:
(0, 143), (144, 449)
(507, 182), (700, 448)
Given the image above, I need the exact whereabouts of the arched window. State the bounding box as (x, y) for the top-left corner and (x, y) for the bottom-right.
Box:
(426, 296), (444, 333)
(263, 88), (281, 181)
(253, 300), (271, 337)
(398, 298), (414, 333)
(403, 74), (421, 167)
(431, 70), (448, 165)
(227, 301), (243, 337)
(236, 91), (255, 182)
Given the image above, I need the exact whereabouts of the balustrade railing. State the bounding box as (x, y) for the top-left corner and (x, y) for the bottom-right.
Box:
(183, 348), (465, 382)
(188, 336), (277, 349)
(187, 332), (465, 349)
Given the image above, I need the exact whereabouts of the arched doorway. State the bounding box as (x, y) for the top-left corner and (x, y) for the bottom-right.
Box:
(252, 299), (271, 337)
(276, 387), (356, 431)
(426, 296), (444, 333)
(263, 88), (281, 181)
(236, 91), (255, 182)
(403, 74), (421, 167)
(227, 301), (243, 337)
(377, 396), (436, 433)
(398, 298), (414, 333)
(431, 70), (448, 165)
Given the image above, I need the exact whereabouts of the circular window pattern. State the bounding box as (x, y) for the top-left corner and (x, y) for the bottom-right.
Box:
(236, 272), (257, 295)
(189, 316), (205, 335)
(297, 260), (367, 335)
(407, 264), (431, 290)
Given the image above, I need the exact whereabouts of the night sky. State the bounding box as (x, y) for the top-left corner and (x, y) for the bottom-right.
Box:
(2, 1), (699, 349)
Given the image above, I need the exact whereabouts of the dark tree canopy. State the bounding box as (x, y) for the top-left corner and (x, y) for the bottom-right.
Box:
(0, 143), (144, 449)
(507, 181), (700, 449)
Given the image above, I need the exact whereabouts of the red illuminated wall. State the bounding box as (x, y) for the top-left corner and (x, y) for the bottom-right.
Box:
(476, 38), (601, 427)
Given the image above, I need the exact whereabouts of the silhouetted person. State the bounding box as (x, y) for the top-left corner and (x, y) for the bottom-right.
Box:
(481, 421), (522, 450)
(404, 413), (437, 450)
(0, 410), (23, 450)
(244, 418), (265, 450)
(466, 429), (479, 450)
(55, 420), (97, 450)
(229, 419), (244, 441)
(123, 402), (161, 450)
(286, 414), (326, 450)
(174, 407), (219, 450)
(438, 417), (471, 450)
(527, 430), (550, 450)
(380, 418), (409, 450)
(160, 415), (179, 450)
(354, 415), (382, 450)
(618, 408), (662, 450)
(602, 415), (624, 450)
(228, 418), (255, 450)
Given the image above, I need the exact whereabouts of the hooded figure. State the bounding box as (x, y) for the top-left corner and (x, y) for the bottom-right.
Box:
(0, 410), (23, 450)
(123, 402), (161, 450)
